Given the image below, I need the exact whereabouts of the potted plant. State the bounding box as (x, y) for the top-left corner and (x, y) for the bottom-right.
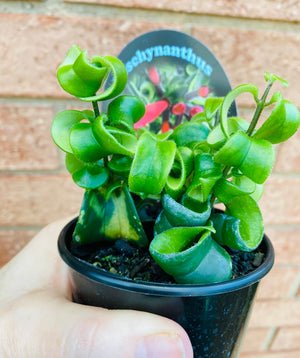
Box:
(52, 45), (300, 357)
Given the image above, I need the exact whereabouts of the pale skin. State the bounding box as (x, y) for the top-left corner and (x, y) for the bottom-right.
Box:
(0, 218), (193, 358)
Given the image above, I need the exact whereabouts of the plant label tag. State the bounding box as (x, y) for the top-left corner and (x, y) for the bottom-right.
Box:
(105, 29), (236, 133)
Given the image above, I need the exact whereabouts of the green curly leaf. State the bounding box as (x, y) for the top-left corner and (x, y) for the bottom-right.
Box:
(51, 110), (91, 153)
(204, 97), (223, 121)
(129, 132), (176, 195)
(214, 131), (275, 184)
(150, 225), (232, 284)
(166, 148), (191, 193)
(212, 195), (264, 251)
(162, 194), (211, 227)
(220, 84), (259, 138)
(92, 114), (138, 156)
(73, 184), (148, 247)
(213, 178), (254, 203)
(107, 95), (145, 134)
(207, 117), (249, 150)
(69, 122), (108, 162)
(170, 121), (210, 148)
(80, 55), (127, 102)
(187, 153), (222, 202)
(254, 99), (300, 144)
(57, 46), (109, 98)
(107, 155), (132, 176)
(66, 153), (108, 189)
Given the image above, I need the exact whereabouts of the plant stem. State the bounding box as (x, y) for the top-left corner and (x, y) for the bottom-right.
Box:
(246, 81), (273, 137)
(92, 101), (100, 117)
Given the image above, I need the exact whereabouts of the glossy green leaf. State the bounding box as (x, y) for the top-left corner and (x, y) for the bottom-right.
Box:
(193, 141), (211, 155)
(150, 226), (232, 284)
(129, 132), (176, 195)
(153, 211), (173, 235)
(207, 117), (249, 150)
(214, 131), (275, 184)
(69, 122), (108, 162)
(174, 240), (232, 284)
(212, 195), (264, 251)
(108, 95), (146, 133)
(150, 226), (213, 276)
(220, 84), (259, 138)
(264, 71), (289, 87)
(253, 99), (300, 144)
(92, 115), (138, 156)
(204, 97), (223, 121)
(214, 131), (251, 167)
(72, 166), (109, 190)
(65, 152), (85, 174)
(57, 46), (109, 98)
(73, 185), (148, 247)
(187, 153), (222, 202)
(170, 121), (210, 148)
(80, 55), (127, 102)
(232, 175), (264, 201)
(65, 153), (108, 189)
(166, 149), (187, 193)
(107, 155), (132, 176)
(239, 138), (274, 184)
(51, 110), (90, 153)
(213, 178), (254, 203)
(178, 146), (194, 177)
(162, 194), (211, 227)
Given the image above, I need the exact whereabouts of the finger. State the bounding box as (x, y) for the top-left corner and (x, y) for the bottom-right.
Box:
(1, 291), (193, 358)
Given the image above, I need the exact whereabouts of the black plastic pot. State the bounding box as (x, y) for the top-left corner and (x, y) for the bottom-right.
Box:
(58, 218), (274, 358)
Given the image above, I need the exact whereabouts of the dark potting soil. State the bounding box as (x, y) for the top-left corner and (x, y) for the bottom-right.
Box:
(73, 238), (265, 284)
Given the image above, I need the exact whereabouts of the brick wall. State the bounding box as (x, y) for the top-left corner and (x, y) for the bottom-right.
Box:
(1, 1), (300, 356)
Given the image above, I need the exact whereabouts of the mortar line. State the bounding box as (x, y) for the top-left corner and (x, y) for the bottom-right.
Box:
(0, 0), (300, 33)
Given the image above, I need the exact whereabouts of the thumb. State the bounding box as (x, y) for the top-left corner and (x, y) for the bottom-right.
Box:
(1, 290), (193, 358)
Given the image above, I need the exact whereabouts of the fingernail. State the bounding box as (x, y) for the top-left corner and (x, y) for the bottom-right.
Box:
(136, 333), (186, 358)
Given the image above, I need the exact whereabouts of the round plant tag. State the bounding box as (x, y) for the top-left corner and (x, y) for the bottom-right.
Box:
(106, 29), (236, 134)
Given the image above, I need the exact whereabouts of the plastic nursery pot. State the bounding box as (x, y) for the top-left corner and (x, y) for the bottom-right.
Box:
(58, 218), (274, 358)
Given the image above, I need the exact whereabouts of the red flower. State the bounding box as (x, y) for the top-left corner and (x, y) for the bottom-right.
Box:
(134, 100), (169, 130)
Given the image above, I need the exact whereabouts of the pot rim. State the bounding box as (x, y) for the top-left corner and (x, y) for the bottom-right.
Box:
(58, 217), (274, 297)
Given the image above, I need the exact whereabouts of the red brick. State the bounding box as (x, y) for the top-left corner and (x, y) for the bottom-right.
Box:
(248, 299), (300, 327)
(271, 327), (300, 351)
(0, 230), (37, 267)
(192, 27), (300, 108)
(65, 0), (300, 22)
(0, 13), (181, 99)
(264, 227), (300, 266)
(259, 176), (300, 225)
(240, 327), (270, 353)
(0, 105), (59, 170)
(274, 128), (300, 173)
(241, 351), (300, 358)
(256, 266), (300, 300)
(0, 174), (82, 227)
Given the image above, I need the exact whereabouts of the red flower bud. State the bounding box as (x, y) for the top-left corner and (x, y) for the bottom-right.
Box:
(148, 66), (160, 85)
(190, 106), (204, 117)
(172, 102), (186, 115)
(198, 86), (210, 97)
(161, 121), (170, 133)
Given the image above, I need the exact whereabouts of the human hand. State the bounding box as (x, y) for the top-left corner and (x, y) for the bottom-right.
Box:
(0, 218), (193, 358)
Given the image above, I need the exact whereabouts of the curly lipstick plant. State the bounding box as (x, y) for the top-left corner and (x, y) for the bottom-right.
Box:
(52, 45), (300, 284)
